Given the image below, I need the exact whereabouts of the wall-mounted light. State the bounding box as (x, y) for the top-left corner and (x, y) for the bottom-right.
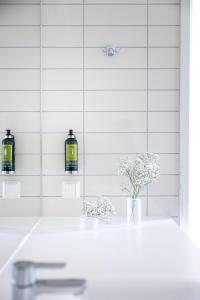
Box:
(102, 45), (121, 57)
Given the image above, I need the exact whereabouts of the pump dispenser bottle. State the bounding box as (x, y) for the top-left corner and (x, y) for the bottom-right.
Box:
(1, 129), (15, 175)
(65, 129), (78, 174)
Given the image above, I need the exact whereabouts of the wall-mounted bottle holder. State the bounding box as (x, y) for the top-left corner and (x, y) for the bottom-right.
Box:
(2, 181), (21, 199)
(62, 181), (80, 199)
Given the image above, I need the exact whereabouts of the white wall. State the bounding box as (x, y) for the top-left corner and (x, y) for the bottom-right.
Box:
(0, 0), (180, 217)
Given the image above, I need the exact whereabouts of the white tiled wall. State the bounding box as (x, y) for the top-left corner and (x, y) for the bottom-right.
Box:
(0, 0), (180, 218)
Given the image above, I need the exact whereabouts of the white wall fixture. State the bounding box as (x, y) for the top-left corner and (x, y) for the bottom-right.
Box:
(102, 45), (121, 57)
(62, 181), (80, 199)
(2, 181), (21, 199)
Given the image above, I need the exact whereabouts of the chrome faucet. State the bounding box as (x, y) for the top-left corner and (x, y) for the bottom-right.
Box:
(12, 261), (87, 300)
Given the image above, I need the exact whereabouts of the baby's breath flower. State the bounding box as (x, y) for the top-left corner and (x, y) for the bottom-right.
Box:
(84, 196), (116, 221)
(118, 153), (160, 199)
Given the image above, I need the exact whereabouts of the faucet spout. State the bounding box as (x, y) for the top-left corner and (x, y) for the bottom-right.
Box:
(36, 278), (86, 296)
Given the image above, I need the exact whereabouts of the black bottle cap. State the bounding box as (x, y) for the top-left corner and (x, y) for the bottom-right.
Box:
(6, 129), (11, 135)
(69, 129), (73, 135)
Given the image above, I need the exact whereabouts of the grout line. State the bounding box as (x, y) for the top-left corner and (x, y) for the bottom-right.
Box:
(147, 0), (149, 216)
(0, 195), (179, 198)
(0, 89), (181, 91)
(0, 46), (180, 49)
(0, 3), (180, 5)
(39, 0), (43, 216)
(82, 0), (86, 213)
(0, 174), (180, 177)
(84, 195), (179, 198)
(0, 131), (181, 134)
(4, 152), (179, 155)
(0, 68), (180, 70)
(0, 110), (179, 113)
(0, 24), (180, 27)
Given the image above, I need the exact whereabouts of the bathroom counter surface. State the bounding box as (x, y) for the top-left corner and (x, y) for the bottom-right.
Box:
(0, 217), (200, 300)
(0, 217), (39, 274)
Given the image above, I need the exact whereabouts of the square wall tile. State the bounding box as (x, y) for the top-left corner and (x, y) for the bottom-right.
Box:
(148, 26), (180, 47)
(85, 5), (147, 25)
(15, 155), (40, 175)
(0, 197), (40, 217)
(85, 69), (147, 90)
(149, 0), (179, 3)
(0, 91), (40, 111)
(0, 5), (40, 25)
(42, 112), (83, 132)
(85, 48), (147, 69)
(85, 0), (147, 3)
(85, 26), (147, 47)
(85, 133), (147, 154)
(148, 133), (179, 153)
(148, 5), (180, 25)
(85, 112), (146, 133)
(148, 175), (179, 196)
(43, 5), (83, 25)
(42, 70), (83, 90)
(0, 70), (40, 90)
(148, 112), (179, 132)
(42, 91), (83, 111)
(13, 134), (40, 154)
(0, 48), (40, 68)
(42, 48), (83, 69)
(148, 69), (179, 90)
(148, 196), (179, 217)
(0, 27), (40, 47)
(148, 48), (180, 69)
(85, 91), (147, 111)
(148, 91), (179, 111)
(0, 112), (40, 132)
(42, 27), (83, 47)
(43, 0), (83, 3)
(42, 197), (82, 216)
(159, 154), (179, 175)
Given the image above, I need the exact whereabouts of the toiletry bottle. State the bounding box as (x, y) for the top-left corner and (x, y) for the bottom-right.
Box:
(65, 129), (78, 174)
(1, 129), (15, 175)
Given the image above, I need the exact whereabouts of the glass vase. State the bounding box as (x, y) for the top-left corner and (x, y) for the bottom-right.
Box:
(127, 198), (142, 224)
(79, 215), (99, 230)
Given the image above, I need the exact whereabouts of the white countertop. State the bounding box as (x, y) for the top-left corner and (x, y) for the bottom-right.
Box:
(0, 217), (39, 273)
(1, 217), (200, 300)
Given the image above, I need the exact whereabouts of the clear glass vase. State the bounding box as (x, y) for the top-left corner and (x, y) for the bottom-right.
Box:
(79, 215), (99, 230)
(127, 198), (142, 224)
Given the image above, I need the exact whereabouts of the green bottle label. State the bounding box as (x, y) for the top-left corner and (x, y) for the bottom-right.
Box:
(2, 145), (12, 161)
(66, 144), (77, 161)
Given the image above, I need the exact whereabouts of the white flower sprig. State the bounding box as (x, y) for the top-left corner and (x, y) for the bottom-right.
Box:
(84, 196), (116, 221)
(118, 153), (160, 199)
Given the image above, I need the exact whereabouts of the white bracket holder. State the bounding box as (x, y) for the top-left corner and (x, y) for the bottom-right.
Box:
(2, 181), (21, 199)
(62, 181), (80, 199)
